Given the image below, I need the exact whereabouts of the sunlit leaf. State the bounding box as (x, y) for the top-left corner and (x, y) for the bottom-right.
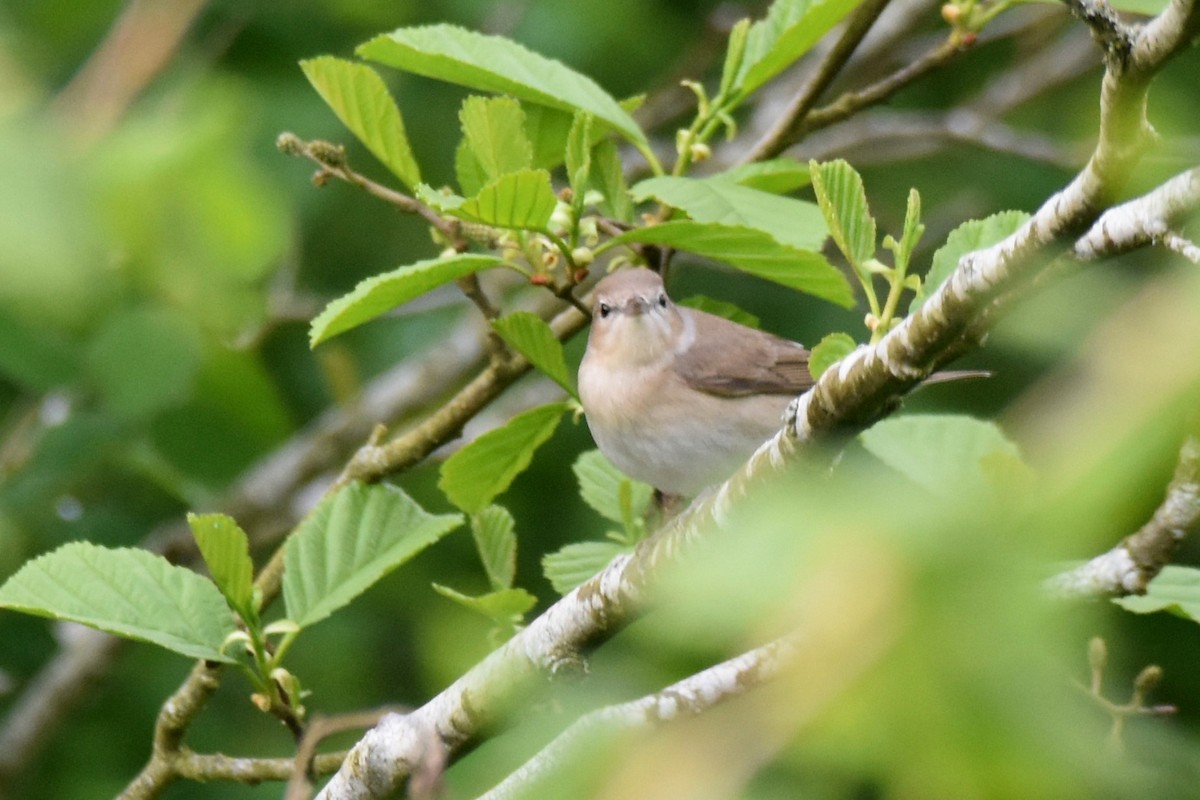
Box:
(912, 210), (1029, 312)
(187, 513), (254, 619)
(573, 449), (653, 525)
(432, 583), (537, 627)
(458, 95), (532, 182)
(418, 169), (558, 231)
(1114, 566), (1200, 622)
(309, 254), (503, 346)
(300, 56), (421, 189)
(589, 139), (633, 222)
(492, 311), (576, 397)
(543, 540), (629, 594)
(734, 0), (862, 97)
(472, 505), (517, 591)
(712, 157), (812, 193)
(283, 482), (463, 628)
(0, 542), (237, 662)
(439, 402), (569, 513)
(809, 159), (876, 272)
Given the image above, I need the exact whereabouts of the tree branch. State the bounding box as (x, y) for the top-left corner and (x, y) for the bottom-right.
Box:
(1074, 167), (1200, 260)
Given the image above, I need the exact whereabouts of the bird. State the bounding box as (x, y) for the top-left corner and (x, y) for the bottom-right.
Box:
(578, 267), (819, 497)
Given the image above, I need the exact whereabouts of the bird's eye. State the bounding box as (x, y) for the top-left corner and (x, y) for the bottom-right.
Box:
(598, 303), (612, 319)
(657, 294), (668, 308)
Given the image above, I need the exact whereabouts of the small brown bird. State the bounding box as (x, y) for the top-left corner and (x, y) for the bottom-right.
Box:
(578, 268), (816, 496)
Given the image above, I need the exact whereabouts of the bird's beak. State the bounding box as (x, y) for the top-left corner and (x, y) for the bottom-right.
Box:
(624, 296), (652, 316)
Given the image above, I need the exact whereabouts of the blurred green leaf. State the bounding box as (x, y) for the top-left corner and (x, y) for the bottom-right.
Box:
(0, 542), (237, 662)
(712, 157), (812, 193)
(912, 210), (1029, 312)
(471, 505), (517, 591)
(1106, 0), (1170, 12)
(283, 482), (463, 629)
(860, 414), (1023, 499)
(0, 313), (78, 390)
(300, 56), (421, 189)
(677, 295), (761, 328)
(631, 175), (827, 251)
(309, 254), (503, 346)
(85, 308), (203, 420)
(358, 24), (647, 149)
(458, 95), (533, 183)
(611, 221), (853, 307)
(431, 583), (537, 627)
(439, 402), (569, 514)
(573, 449), (653, 525)
(543, 540), (628, 594)
(492, 311), (576, 397)
(566, 112), (593, 202)
(1114, 566), (1200, 621)
(735, 0), (862, 97)
(187, 513), (255, 620)
(809, 332), (856, 379)
(809, 159), (876, 273)
(418, 169), (559, 231)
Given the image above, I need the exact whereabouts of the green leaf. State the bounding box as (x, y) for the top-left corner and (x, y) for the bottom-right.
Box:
(0, 542), (238, 662)
(893, 188), (924, 268)
(523, 102), (578, 169)
(283, 482), (463, 629)
(1106, 0), (1170, 13)
(85, 308), (203, 420)
(454, 139), (488, 197)
(542, 540), (629, 594)
(492, 311), (576, 397)
(566, 112), (593, 202)
(439, 402), (569, 513)
(573, 449), (653, 525)
(459, 95), (532, 182)
(631, 175), (827, 251)
(712, 157), (812, 193)
(677, 295), (761, 328)
(911, 210), (1029, 313)
(472, 505), (517, 591)
(300, 56), (421, 189)
(419, 169), (559, 231)
(0, 313), (79, 391)
(1114, 566), (1200, 622)
(809, 332), (856, 380)
(809, 159), (876, 272)
(309, 254), (503, 346)
(860, 415), (1023, 499)
(432, 583), (537, 627)
(735, 0), (862, 97)
(358, 24), (647, 149)
(611, 221), (853, 308)
(187, 513), (254, 620)
(589, 139), (633, 222)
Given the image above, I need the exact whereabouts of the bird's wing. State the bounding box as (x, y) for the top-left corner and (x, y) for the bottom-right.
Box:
(674, 308), (815, 398)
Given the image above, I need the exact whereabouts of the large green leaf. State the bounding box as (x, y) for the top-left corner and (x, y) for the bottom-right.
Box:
(358, 24), (647, 148)
(0, 542), (237, 662)
(911, 211), (1029, 312)
(418, 169), (559, 231)
(300, 56), (421, 189)
(187, 513), (255, 620)
(860, 415), (1023, 499)
(492, 311), (576, 397)
(734, 0), (862, 97)
(631, 175), (827, 251)
(611, 221), (853, 307)
(1115, 566), (1200, 622)
(283, 482), (463, 629)
(471, 505), (517, 591)
(809, 159), (876, 272)
(712, 157), (812, 193)
(439, 402), (569, 514)
(458, 95), (533, 183)
(573, 450), (652, 526)
(542, 540), (628, 594)
(309, 254), (503, 346)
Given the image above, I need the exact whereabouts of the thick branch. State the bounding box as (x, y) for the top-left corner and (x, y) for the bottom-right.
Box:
(1074, 167), (1200, 259)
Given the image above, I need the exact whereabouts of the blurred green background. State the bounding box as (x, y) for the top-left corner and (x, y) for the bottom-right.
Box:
(1, 0), (1199, 797)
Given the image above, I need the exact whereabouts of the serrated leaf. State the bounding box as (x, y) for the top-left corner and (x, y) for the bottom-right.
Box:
(0, 542), (237, 662)
(542, 540), (629, 594)
(309, 254), (503, 346)
(187, 513), (254, 619)
(809, 159), (876, 272)
(589, 139), (632, 222)
(573, 450), (653, 525)
(300, 56), (421, 189)
(358, 24), (647, 149)
(611, 221), (853, 308)
(712, 158), (812, 193)
(809, 332), (856, 380)
(439, 402), (569, 513)
(735, 0), (861, 97)
(432, 584), (537, 626)
(472, 505), (517, 591)
(454, 138), (488, 197)
(911, 210), (1029, 313)
(631, 175), (827, 251)
(1114, 566), (1200, 622)
(283, 482), (463, 629)
(677, 295), (761, 328)
(860, 415), (1023, 499)
(566, 112), (593, 201)
(420, 170), (558, 231)
(492, 311), (576, 398)
(459, 95), (532, 182)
